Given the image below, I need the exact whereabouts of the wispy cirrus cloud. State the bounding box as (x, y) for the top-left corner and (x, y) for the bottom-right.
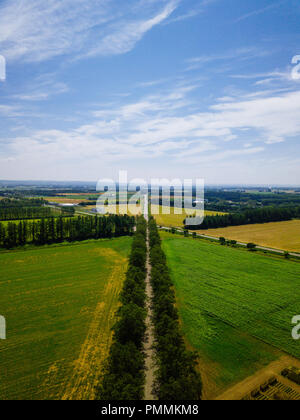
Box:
(235, 1), (286, 23)
(185, 47), (272, 71)
(0, 0), (179, 63)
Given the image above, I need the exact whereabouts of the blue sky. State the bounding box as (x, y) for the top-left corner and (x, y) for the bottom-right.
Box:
(0, 0), (300, 185)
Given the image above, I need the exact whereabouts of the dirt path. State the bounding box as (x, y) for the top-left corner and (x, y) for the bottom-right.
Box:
(216, 355), (300, 400)
(143, 194), (156, 400)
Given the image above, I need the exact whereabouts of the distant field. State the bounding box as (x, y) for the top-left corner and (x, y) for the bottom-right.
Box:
(0, 215), (74, 229)
(201, 220), (300, 253)
(152, 205), (225, 228)
(43, 196), (90, 204)
(0, 237), (132, 400)
(161, 233), (300, 399)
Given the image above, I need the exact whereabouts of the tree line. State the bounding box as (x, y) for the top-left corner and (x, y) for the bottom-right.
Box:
(0, 198), (46, 207)
(97, 216), (147, 400)
(185, 206), (300, 230)
(0, 214), (135, 249)
(0, 206), (71, 221)
(148, 217), (202, 400)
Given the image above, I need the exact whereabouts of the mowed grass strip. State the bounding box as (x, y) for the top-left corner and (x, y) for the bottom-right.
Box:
(0, 237), (132, 400)
(201, 220), (300, 253)
(161, 233), (300, 396)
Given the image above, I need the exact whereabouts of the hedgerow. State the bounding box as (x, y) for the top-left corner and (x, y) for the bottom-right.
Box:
(148, 217), (202, 400)
(97, 216), (147, 400)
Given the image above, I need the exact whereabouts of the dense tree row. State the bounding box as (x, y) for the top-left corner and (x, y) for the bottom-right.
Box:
(0, 206), (59, 221)
(148, 217), (202, 400)
(0, 214), (135, 249)
(0, 198), (46, 208)
(97, 216), (147, 400)
(185, 206), (300, 230)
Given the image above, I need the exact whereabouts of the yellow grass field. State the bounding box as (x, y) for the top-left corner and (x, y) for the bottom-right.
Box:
(152, 205), (226, 228)
(101, 204), (225, 227)
(0, 237), (132, 400)
(45, 196), (90, 204)
(201, 220), (300, 253)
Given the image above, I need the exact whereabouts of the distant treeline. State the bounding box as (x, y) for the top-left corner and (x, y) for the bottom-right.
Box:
(0, 198), (46, 207)
(153, 190), (300, 213)
(0, 206), (74, 221)
(98, 216), (147, 400)
(185, 206), (300, 230)
(0, 214), (135, 249)
(148, 217), (202, 400)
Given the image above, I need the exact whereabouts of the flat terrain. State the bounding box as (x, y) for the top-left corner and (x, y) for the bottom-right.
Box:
(152, 205), (225, 228)
(0, 237), (132, 400)
(201, 220), (300, 253)
(161, 233), (300, 399)
(44, 196), (90, 204)
(216, 355), (300, 400)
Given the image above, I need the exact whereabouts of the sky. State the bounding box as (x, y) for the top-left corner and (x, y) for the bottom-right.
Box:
(0, 0), (300, 185)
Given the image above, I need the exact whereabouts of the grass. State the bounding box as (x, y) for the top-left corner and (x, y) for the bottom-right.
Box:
(152, 205), (226, 228)
(161, 232), (300, 397)
(43, 196), (90, 204)
(201, 220), (300, 253)
(0, 237), (132, 400)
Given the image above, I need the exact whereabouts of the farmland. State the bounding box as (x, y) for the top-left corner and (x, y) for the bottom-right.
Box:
(161, 233), (300, 399)
(0, 237), (132, 400)
(151, 205), (225, 228)
(202, 220), (300, 253)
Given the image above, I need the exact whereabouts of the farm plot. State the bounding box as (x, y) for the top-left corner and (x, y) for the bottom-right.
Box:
(152, 205), (225, 228)
(161, 233), (300, 398)
(0, 237), (132, 400)
(202, 220), (300, 253)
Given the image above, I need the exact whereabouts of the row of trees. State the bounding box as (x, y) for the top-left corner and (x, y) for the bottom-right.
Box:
(98, 216), (147, 400)
(0, 214), (135, 249)
(185, 206), (300, 230)
(0, 198), (46, 207)
(148, 217), (202, 400)
(0, 206), (59, 221)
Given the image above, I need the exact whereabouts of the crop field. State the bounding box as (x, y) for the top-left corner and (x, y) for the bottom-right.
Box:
(202, 220), (300, 253)
(0, 237), (132, 400)
(43, 196), (90, 204)
(152, 205), (225, 228)
(161, 233), (300, 398)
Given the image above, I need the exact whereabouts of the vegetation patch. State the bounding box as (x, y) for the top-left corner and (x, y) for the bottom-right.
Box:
(202, 220), (300, 253)
(161, 233), (300, 396)
(97, 216), (147, 400)
(0, 237), (132, 400)
(152, 205), (225, 228)
(149, 218), (202, 400)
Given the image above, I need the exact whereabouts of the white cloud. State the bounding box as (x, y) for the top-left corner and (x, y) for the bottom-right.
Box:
(235, 1), (285, 23)
(3, 85), (300, 174)
(185, 47), (271, 71)
(85, 1), (178, 57)
(0, 0), (179, 63)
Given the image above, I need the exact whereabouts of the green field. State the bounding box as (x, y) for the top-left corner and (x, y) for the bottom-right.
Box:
(0, 237), (132, 400)
(161, 233), (300, 398)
